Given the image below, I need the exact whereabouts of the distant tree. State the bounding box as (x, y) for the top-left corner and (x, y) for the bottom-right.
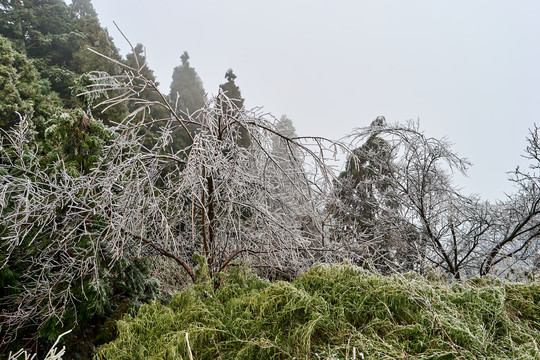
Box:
(123, 43), (178, 149)
(219, 68), (244, 109)
(270, 115), (305, 192)
(218, 68), (250, 147)
(346, 121), (474, 278)
(333, 117), (393, 232)
(348, 121), (540, 279)
(169, 51), (206, 116)
(70, 0), (98, 20)
(124, 43), (158, 85)
(271, 115), (299, 156)
(328, 117), (420, 272)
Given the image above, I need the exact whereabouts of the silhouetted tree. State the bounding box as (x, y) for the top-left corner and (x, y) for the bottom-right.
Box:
(218, 68), (250, 147)
(169, 51), (206, 116)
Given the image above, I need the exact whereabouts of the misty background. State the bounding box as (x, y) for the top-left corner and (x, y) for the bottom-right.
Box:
(88, 0), (540, 201)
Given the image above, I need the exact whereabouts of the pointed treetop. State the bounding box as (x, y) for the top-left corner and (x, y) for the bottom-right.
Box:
(225, 68), (237, 82)
(370, 116), (386, 127)
(180, 51), (190, 66)
(276, 115), (297, 138)
(169, 50), (206, 115)
(134, 43), (144, 57)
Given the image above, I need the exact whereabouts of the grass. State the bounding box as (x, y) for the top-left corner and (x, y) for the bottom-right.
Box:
(95, 264), (540, 359)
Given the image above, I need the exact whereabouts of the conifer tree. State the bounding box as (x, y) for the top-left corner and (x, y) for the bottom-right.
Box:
(329, 117), (417, 272)
(219, 68), (244, 109)
(169, 51), (206, 116)
(335, 117), (394, 232)
(218, 69), (250, 146)
(0, 0), (123, 107)
(271, 115), (303, 171)
(70, 0), (98, 20)
(0, 3), (159, 356)
(0, 35), (59, 130)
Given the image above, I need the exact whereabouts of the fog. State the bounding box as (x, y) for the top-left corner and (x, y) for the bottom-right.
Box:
(89, 0), (540, 201)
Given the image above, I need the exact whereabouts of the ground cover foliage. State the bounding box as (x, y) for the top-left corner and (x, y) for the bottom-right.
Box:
(96, 264), (540, 360)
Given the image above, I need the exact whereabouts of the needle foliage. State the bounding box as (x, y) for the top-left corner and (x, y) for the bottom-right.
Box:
(96, 264), (539, 360)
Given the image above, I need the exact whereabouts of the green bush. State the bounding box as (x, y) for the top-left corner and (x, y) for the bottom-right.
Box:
(96, 264), (540, 360)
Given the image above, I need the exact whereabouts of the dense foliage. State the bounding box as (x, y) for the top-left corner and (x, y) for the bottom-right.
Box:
(0, 0), (538, 359)
(0, 0), (193, 356)
(96, 264), (540, 359)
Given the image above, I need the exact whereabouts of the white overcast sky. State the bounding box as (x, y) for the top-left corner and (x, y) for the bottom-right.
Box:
(87, 0), (540, 201)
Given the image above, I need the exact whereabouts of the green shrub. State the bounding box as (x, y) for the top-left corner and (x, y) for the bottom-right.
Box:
(96, 264), (540, 360)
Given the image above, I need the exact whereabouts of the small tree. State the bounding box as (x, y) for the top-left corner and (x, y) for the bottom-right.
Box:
(478, 125), (540, 276)
(80, 45), (339, 279)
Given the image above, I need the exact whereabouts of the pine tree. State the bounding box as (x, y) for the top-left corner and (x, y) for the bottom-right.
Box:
(169, 51), (206, 116)
(218, 69), (250, 147)
(271, 115), (302, 168)
(334, 117), (393, 232)
(219, 68), (244, 109)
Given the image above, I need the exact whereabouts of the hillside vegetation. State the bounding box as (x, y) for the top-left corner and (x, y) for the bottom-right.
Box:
(1, 1), (540, 358)
(96, 264), (540, 360)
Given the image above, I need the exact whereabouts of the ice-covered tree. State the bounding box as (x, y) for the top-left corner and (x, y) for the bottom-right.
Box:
(0, 45), (345, 345)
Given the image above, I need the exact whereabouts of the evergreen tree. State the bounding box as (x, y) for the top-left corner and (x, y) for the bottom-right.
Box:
(270, 115), (309, 221)
(0, 3), (157, 357)
(218, 69), (250, 147)
(335, 117), (394, 232)
(125, 43), (158, 84)
(272, 115), (298, 149)
(70, 0), (98, 20)
(271, 115), (303, 169)
(69, 0), (122, 76)
(0, 35), (112, 174)
(169, 51), (206, 116)
(0, 0), (124, 158)
(124, 43), (168, 121)
(123, 43), (183, 150)
(0, 0), (123, 108)
(0, 0), (74, 58)
(219, 68), (244, 109)
(0, 35), (59, 130)
(329, 117), (415, 272)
